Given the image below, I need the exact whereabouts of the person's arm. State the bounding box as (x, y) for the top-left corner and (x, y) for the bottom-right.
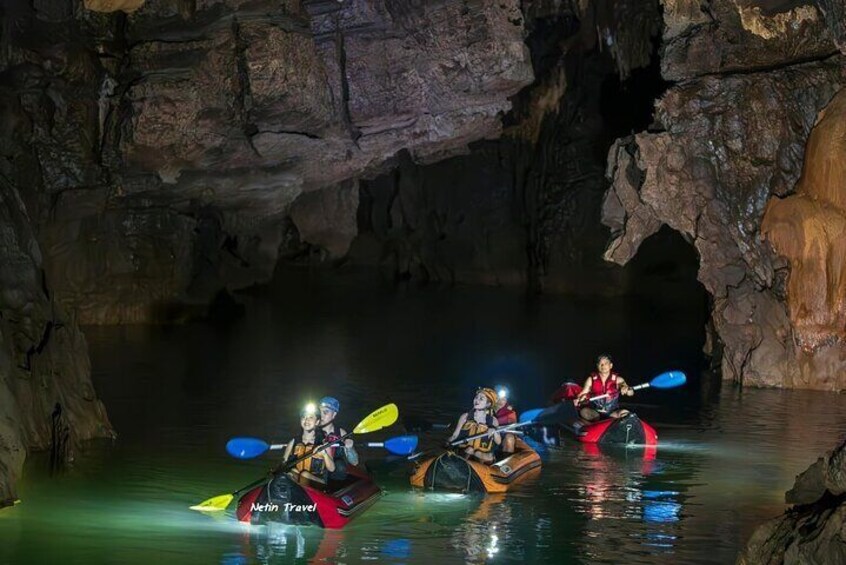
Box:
(282, 439), (294, 462)
(618, 377), (634, 396)
(340, 428), (360, 465)
(491, 423), (502, 445)
(575, 377), (592, 404)
(449, 413), (468, 442)
(321, 450), (336, 472)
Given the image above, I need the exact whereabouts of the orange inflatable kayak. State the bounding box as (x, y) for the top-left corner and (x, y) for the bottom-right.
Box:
(410, 438), (541, 494)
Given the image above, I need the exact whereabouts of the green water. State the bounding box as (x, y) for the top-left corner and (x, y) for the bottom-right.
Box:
(2, 273), (845, 564)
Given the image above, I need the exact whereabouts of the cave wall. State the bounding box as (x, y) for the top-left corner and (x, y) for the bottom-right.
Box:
(1, 0), (534, 324)
(345, 1), (663, 293)
(761, 87), (846, 388)
(602, 0), (846, 389)
(0, 176), (113, 506)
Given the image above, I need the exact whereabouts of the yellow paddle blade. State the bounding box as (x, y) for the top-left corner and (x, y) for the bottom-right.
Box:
(353, 403), (399, 434)
(189, 493), (234, 512)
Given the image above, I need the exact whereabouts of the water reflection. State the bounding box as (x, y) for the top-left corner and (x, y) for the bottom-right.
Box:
(225, 523), (345, 564)
(567, 443), (689, 563)
(450, 495), (512, 564)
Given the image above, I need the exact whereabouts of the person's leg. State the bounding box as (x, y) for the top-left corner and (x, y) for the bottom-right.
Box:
(502, 433), (516, 454)
(474, 451), (494, 464)
(580, 407), (600, 421)
(328, 458), (348, 481)
(298, 470), (326, 486)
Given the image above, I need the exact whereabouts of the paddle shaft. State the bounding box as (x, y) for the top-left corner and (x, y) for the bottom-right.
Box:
(230, 433), (353, 498)
(270, 431), (352, 475)
(449, 420), (530, 447)
(588, 382), (648, 402)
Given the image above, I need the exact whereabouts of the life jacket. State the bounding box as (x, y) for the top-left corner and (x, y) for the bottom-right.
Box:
(323, 428), (344, 463)
(495, 405), (517, 426)
(288, 431), (329, 475)
(457, 413), (498, 452)
(589, 372), (621, 412)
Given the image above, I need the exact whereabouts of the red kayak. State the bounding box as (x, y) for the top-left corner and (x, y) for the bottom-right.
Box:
(236, 466), (382, 529)
(548, 382), (658, 447)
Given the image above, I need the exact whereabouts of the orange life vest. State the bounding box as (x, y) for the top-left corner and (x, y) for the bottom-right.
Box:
(457, 413), (498, 452)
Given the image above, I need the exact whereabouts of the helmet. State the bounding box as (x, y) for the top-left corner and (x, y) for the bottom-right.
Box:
(476, 387), (498, 407)
(300, 402), (317, 418)
(496, 386), (509, 400)
(319, 396), (340, 414)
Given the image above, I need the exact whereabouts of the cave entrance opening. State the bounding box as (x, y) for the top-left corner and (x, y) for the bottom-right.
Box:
(617, 225), (713, 393)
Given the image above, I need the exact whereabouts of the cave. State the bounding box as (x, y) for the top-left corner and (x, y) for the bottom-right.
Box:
(1, 0), (845, 562)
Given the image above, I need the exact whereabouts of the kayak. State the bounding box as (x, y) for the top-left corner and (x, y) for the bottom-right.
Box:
(410, 438), (542, 494)
(236, 466), (382, 529)
(548, 382), (658, 447)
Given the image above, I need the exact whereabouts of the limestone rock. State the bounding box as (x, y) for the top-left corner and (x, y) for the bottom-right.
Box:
(602, 57), (845, 389)
(740, 440), (846, 564)
(660, 0), (840, 81)
(0, 177), (113, 506)
(762, 87), (846, 353)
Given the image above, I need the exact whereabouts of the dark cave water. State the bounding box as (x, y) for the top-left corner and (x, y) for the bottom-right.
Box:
(2, 270), (846, 564)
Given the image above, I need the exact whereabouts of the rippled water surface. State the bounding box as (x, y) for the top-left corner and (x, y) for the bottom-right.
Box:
(2, 271), (845, 564)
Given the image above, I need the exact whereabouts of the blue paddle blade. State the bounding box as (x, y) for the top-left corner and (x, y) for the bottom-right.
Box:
(519, 408), (543, 423)
(651, 371), (687, 389)
(384, 435), (418, 456)
(226, 437), (270, 459)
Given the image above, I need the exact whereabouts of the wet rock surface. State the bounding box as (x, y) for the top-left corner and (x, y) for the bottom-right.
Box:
(1, 0), (533, 323)
(602, 0), (846, 389)
(761, 87), (846, 389)
(0, 178), (113, 506)
(740, 439), (846, 564)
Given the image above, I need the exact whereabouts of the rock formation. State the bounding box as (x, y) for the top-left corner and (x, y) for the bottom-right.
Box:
(740, 439), (846, 563)
(0, 176), (113, 506)
(2, 0), (534, 324)
(761, 87), (846, 389)
(602, 0), (846, 389)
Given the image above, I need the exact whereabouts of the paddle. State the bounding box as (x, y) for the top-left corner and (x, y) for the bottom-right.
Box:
(587, 371), (687, 402)
(226, 434), (418, 459)
(448, 409), (545, 447)
(190, 403), (399, 512)
(402, 416), (451, 433)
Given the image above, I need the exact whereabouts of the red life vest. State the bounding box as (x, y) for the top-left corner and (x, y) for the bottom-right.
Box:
(495, 405), (517, 426)
(589, 372), (620, 397)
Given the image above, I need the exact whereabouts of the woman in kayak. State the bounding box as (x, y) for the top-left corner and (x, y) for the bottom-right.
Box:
(448, 387), (502, 464)
(495, 386), (518, 455)
(283, 403), (336, 486)
(318, 396), (360, 480)
(574, 355), (634, 421)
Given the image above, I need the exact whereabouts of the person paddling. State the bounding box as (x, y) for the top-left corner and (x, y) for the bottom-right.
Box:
(494, 386), (518, 455)
(281, 403), (336, 487)
(448, 387), (502, 464)
(574, 354), (634, 421)
(318, 396), (360, 480)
